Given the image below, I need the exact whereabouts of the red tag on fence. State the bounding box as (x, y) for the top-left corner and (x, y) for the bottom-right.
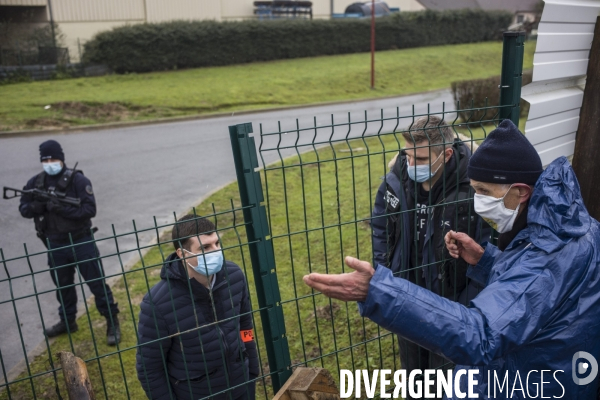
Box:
(240, 329), (254, 342)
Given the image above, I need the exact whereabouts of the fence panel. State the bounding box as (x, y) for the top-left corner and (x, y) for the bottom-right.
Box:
(0, 32), (524, 400)
(232, 101), (509, 397)
(0, 103), (513, 400)
(0, 203), (273, 399)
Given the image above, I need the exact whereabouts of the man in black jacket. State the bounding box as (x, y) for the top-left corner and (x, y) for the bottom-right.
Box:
(19, 140), (120, 344)
(371, 116), (489, 398)
(136, 214), (259, 400)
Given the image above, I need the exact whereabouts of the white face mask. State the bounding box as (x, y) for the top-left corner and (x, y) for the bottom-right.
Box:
(474, 184), (520, 234)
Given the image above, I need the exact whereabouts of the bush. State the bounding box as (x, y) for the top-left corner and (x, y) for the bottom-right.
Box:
(0, 69), (32, 85)
(451, 70), (533, 123)
(83, 9), (512, 73)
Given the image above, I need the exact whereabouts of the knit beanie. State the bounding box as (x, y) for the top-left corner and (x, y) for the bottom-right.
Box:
(39, 140), (65, 162)
(468, 119), (542, 185)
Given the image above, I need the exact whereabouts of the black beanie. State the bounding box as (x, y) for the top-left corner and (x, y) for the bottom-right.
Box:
(39, 140), (65, 162)
(468, 119), (543, 185)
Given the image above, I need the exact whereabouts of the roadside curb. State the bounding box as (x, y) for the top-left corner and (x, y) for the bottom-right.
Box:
(0, 88), (450, 138)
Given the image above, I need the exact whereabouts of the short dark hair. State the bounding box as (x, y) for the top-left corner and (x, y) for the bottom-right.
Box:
(402, 116), (455, 154)
(171, 214), (216, 251)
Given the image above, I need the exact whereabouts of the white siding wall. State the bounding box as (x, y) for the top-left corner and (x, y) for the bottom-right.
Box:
(0, 0), (46, 5)
(521, 0), (600, 166)
(146, 0), (222, 22)
(51, 0), (145, 22)
(221, 0), (255, 20)
(59, 21), (143, 61)
(49, 0), (221, 23)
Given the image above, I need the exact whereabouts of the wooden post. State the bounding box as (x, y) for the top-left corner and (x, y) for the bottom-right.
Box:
(273, 367), (340, 400)
(57, 352), (95, 400)
(572, 16), (600, 221)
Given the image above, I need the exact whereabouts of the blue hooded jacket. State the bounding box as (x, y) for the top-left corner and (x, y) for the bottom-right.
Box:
(359, 157), (600, 399)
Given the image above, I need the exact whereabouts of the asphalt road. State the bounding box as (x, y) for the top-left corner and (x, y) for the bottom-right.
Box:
(0, 89), (454, 379)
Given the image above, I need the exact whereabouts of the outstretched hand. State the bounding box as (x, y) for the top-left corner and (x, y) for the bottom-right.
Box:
(302, 256), (375, 302)
(444, 230), (485, 265)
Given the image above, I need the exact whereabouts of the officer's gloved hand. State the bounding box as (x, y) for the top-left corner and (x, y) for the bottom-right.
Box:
(46, 199), (63, 213)
(29, 201), (47, 214)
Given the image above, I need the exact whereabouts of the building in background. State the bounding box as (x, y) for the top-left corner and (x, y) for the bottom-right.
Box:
(415, 0), (541, 25)
(0, 0), (424, 64)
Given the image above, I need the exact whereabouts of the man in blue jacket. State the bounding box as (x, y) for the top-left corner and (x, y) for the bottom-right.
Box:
(136, 214), (259, 400)
(371, 116), (488, 398)
(304, 120), (600, 399)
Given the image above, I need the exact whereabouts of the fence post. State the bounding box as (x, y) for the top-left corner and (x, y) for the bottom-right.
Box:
(572, 16), (600, 221)
(229, 123), (292, 392)
(17, 40), (22, 67)
(499, 31), (526, 126)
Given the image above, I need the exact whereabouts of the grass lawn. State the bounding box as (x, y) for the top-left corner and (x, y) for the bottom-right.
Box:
(0, 41), (534, 131)
(1, 123), (492, 399)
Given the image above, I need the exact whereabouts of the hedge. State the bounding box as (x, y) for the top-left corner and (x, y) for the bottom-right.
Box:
(83, 9), (512, 73)
(451, 70), (533, 123)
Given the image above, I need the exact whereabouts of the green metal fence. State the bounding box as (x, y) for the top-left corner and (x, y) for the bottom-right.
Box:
(0, 32), (525, 399)
(227, 33), (525, 395)
(0, 202), (278, 399)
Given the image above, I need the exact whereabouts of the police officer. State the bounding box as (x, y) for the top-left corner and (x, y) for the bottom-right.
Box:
(19, 140), (120, 345)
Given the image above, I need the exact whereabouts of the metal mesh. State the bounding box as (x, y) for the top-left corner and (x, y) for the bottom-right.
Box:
(0, 100), (514, 400)
(252, 103), (505, 394)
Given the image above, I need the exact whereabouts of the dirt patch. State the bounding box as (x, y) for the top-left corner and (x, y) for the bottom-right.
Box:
(259, 362), (272, 388)
(14, 99), (286, 132)
(359, 218), (371, 230)
(306, 346), (322, 359)
(306, 303), (341, 322)
(130, 293), (146, 305)
(20, 101), (168, 131)
(24, 118), (70, 129)
(302, 162), (320, 169)
(50, 101), (151, 121)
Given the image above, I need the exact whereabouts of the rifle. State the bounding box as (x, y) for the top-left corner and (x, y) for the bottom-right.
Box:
(4, 162), (82, 207)
(3, 187), (81, 206)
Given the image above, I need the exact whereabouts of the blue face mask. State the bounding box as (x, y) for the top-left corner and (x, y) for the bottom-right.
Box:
(407, 152), (443, 183)
(184, 249), (224, 276)
(42, 162), (63, 176)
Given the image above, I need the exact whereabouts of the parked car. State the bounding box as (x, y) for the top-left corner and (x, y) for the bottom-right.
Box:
(344, 1), (392, 17)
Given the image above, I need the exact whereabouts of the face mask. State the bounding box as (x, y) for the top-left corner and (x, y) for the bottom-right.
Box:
(184, 249), (224, 276)
(42, 162), (62, 176)
(407, 152), (443, 183)
(474, 185), (520, 233)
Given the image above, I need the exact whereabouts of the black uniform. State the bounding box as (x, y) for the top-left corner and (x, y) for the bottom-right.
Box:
(19, 165), (119, 324)
(371, 141), (491, 399)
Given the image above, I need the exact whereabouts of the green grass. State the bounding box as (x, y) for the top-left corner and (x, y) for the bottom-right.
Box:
(1, 124), (492, 399)
(0, 41), (535, 131)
